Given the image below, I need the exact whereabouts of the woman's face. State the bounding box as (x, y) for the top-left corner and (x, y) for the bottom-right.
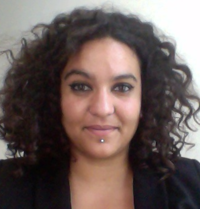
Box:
(60, 37), (141, 160)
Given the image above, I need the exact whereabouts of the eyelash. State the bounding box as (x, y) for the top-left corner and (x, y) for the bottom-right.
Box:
(69, 83), (91, 91)
(112, 83), (134, 92)
(69, 82), (134, 93)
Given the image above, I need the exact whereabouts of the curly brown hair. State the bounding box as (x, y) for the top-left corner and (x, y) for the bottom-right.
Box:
(0, 8), (199, 176)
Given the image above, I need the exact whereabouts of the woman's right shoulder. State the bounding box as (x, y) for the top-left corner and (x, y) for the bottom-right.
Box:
(0, 158), (36, 191)
(0, 158), (38, 183)
(0, 159), (17, 178)
(0, 158), (15, 169)
(0, 159), (36, 209)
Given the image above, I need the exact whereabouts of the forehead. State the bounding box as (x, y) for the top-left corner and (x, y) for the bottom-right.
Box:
(63, 37), (141, 79)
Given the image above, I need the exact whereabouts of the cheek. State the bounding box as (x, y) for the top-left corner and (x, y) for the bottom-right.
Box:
(117, 99), (141, 133)
(118, 98), (141, 141)
(61, 95), (87, 127)
(119, 98), (141, 119)
(61, 97), (84, 123)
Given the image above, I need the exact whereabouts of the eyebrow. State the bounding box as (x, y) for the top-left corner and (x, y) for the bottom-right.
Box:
(64, 69), (137, 82)
(64, 69), (91, 80)
(113, 74), (137, 82)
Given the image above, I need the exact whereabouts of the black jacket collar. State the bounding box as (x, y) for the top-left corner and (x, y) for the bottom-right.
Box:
(35, 165), (167, 209)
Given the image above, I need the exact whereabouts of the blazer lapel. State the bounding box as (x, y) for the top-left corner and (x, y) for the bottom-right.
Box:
(134, 167), (168, 209)
(34, 162), (168, 209)
(34, 162), (71, 209)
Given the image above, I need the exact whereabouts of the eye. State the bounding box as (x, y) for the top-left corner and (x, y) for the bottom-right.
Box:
(69, 83), (91, 91)
(112, 83), (133, 92)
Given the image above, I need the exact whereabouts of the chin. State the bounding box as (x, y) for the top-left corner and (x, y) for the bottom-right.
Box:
(83, 145), (128, 161)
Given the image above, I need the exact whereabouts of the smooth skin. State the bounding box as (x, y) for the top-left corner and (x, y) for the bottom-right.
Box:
(60, 37), (141, 209)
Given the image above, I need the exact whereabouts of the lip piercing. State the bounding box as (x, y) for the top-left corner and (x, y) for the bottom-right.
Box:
(100, 139), (105, 143)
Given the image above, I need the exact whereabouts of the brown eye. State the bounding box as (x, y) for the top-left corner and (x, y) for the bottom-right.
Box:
(112, 83), (133, 92)
(69, 83), (91, 91)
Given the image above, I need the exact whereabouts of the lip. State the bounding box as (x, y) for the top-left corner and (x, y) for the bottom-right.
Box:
(84, 125), (118, 137)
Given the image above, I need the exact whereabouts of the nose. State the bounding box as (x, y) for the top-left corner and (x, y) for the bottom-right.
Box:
(88, 89), (115, 117)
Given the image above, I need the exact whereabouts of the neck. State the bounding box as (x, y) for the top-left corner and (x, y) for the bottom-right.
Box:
(69, 152), (132, 187)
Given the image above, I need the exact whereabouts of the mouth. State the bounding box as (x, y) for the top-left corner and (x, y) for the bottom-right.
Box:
(84, 125), (118, 137)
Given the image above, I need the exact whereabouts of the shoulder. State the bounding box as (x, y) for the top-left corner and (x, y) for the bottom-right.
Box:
(0, 158), (19, 174)
(0, 158), (71, 209)
(170, 157), (200, 183)
(166, 157), (200, 207)
(134, 157), (200, 208)
(0, 158), (35, 180)
(174, 157), (200, 171)
(0, 159), (36, 209)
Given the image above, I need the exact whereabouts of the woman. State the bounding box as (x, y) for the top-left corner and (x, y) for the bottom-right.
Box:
(0, 8), (200, 209)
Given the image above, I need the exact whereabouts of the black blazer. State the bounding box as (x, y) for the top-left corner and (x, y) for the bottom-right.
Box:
(0, 157), (200, 209)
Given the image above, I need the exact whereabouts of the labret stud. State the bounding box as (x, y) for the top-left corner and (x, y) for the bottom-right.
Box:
(100, 139), (105, 143)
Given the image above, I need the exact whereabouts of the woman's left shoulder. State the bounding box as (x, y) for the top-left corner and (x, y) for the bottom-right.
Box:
(172, 157), (200, 179)
(166, 157), (200, 208)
